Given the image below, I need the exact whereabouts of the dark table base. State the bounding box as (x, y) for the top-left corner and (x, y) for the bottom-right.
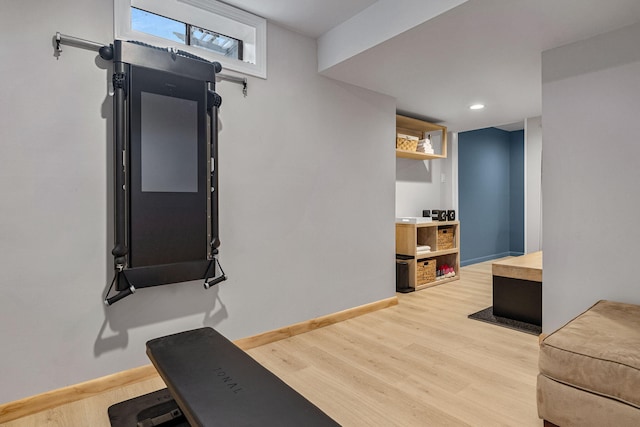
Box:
(493, 276), (542, 326)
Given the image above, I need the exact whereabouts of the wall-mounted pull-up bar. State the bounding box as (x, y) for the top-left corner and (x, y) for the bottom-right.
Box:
(54, 32), (248, 96)
(55, 32), (114, 59)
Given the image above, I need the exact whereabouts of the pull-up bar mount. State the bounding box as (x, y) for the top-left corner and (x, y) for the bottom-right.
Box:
(54, 32), (248, 96)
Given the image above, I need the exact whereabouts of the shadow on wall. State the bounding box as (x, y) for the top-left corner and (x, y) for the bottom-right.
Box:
(94, 282), (228, 356)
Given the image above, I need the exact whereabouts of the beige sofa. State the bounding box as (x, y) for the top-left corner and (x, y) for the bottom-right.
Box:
(537, 300), (640, 426)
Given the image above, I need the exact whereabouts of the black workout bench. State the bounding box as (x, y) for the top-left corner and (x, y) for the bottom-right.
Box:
(108, 327), (339, 426)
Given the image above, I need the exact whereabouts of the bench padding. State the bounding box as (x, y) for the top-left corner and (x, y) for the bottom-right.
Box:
(147, 327), (339, 427)
(539, 300), (640, 408)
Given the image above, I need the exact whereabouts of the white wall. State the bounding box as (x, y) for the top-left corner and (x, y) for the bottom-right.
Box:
(395, 133), (456, 217)
(441, 132), (459, 213)
(318, 0), (467, 71)
(525, 116), (542, 253)
(395, 159), (442, 217)
(0, 0), (396, 403)
(541, 22), (640, 332)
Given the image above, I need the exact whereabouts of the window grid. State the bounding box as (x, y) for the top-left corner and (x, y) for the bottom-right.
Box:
(131, 7), (243, 61)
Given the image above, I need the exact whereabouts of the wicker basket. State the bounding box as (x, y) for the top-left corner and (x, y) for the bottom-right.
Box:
(437, 226), (455, 250)
(416, 258), (436, 285)
(396, 136), (418, 151)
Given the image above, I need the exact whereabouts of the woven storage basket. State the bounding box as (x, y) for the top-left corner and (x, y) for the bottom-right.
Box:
(437, 227), (455, 250)
(396, 136), (418, 151)
(416, 258), (436, 285)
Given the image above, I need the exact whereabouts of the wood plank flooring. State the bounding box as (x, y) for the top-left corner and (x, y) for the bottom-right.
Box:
(5, 260), (542, 426)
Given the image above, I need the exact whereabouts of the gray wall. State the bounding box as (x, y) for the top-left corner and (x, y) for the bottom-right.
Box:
(542, 22), (640, 332)
(525, 116), (542, 253)
(0, 0), (396, 403)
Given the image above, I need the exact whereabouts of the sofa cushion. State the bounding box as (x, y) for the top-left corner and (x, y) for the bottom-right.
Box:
(539, 300), (640, 408)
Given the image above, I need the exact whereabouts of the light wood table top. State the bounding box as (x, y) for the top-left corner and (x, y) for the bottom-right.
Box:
(492, 251), (542, 282)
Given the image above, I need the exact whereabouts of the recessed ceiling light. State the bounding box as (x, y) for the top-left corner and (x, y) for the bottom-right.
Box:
(470, 104), (485, 110)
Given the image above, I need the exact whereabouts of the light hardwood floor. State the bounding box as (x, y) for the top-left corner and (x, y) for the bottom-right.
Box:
(5, 260), (542, 426)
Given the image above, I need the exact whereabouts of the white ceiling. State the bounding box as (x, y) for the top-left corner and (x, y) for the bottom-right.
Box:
(226, 0), (640, 132)
(222, 0), (377, 38)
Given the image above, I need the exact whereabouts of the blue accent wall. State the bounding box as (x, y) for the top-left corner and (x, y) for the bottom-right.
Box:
(459, 127), (524, 265)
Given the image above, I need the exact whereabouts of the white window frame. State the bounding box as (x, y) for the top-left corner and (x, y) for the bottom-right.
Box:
(115, 0), (267, 78)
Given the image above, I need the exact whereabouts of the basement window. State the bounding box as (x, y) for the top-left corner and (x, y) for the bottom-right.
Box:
(189, 25), (243, 60)
(131, 8), (243, 60)
(115, 0), (267, 78)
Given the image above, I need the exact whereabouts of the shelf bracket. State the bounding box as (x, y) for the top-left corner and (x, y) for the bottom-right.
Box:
(218, 73), (248, 97)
